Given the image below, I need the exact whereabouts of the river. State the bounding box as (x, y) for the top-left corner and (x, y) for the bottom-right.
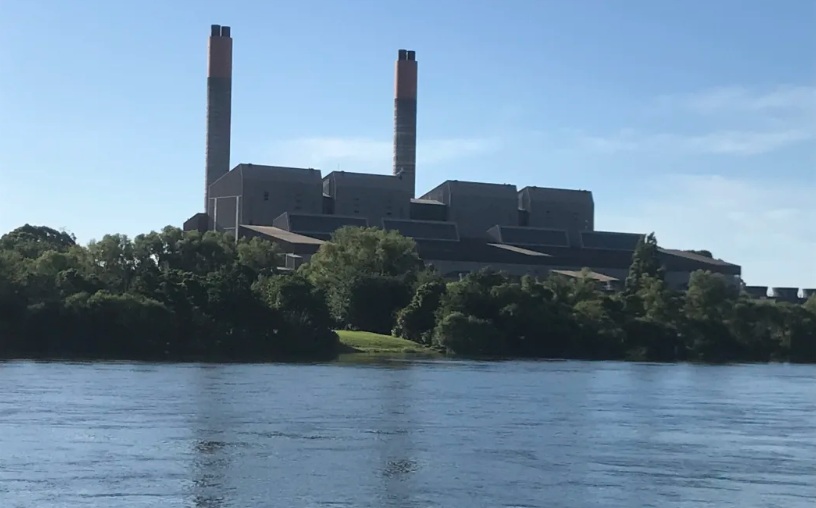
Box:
(1, 359), (814, 507)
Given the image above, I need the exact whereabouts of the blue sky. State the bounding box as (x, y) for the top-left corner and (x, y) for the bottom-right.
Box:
(1, 0), (814, 287)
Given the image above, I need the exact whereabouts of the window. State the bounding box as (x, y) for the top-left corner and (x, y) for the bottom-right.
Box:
(263, 191), (269, 201)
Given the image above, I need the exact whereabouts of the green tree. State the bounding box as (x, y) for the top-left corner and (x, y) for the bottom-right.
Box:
(393, 279), (446, 343)
(625, 233), (664, 295)
(0, 224), (76, 259)
(301, 227), (423, 284)
(433, 311), (504, 356)
(301, 227), (423, 331)
(237, 237), (281, 275)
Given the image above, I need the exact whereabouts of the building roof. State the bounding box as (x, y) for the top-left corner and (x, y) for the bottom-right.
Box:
(420, 180), (518, 200)
(488, 243), (551, 256)
(416, 238), (554, 264)
(519, 186), (594, 203)
(551, 269), (619, 283)
(658, 248), (738, 267)
(323, 171), (408, 190)
(382, 218), (459, 241)
(273, 212), (368, 235)
(580, 231), (644, 251)
(241, 225), (325, 245)
(240, 163), (323, 183)
(488, 225), (570, 247)
(410, 198), (445, 205)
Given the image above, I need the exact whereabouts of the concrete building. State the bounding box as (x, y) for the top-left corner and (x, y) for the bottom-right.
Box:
(183, 25), (744, 289)
(419, 180), (519, 240)
(323, 171), (412, 226)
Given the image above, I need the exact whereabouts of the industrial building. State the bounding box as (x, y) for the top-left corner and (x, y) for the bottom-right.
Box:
(184, 24), (744, 290)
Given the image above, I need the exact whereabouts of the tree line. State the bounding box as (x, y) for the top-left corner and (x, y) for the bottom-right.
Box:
(1, 224), (814, 363)
(302, 227), (816, 363)
(0, 225), (336, 360)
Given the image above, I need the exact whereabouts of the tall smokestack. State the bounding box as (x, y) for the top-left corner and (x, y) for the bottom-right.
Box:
(204, 24), (233, 210)
(393, 49), (418, 197)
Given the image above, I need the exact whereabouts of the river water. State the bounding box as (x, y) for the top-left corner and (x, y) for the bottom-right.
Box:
(0, 359), (814, 507)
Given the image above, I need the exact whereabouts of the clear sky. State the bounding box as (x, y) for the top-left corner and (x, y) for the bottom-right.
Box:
(1, 0), (814, 287)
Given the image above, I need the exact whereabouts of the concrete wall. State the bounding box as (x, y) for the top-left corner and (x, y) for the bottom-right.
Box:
(422, 181), (519, 240)
(770, 287), (800, 302)
(424, 258), (726, 291)
(207, 169), (243, 233)
(409, 199), (448, 221)
(240, 164), (323, 226)
(324, 171), (412, 227)
(183, 213), (211, 233)
(273, 212), (368, 236)
(519, 186), (594, 247)
(744, 286), (769, 298)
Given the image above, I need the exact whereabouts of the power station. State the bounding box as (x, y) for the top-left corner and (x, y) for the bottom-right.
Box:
(183, 25), (744, 290)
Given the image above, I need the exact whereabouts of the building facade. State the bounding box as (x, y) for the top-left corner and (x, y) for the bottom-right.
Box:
(184, 25), (743, 289)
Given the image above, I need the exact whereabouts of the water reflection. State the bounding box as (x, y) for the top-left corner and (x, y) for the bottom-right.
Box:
(191, 366), (230, 508)
(375, 363), (418, 507)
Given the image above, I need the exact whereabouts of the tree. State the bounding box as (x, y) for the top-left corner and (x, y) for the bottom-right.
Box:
(684, 270), (739, 323)
(625, 233), (664, 295)
(300, 227), (423, 331)
(253, 273), (338, 356)
(328, 273), (413, 334)
(0, 224), (76, 259)
(433, 311), (504, 356)
(237, 237), (281, 275)
(393, 279), (446, 343)
(301, 226), (423, 285)
(0, 223), (339, 362)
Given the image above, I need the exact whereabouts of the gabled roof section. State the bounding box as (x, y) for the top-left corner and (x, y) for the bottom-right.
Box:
(241, 225), (325, 245)
(382, 218), (459, 241)
(410, 198), (445, 205)
(658, 248), (738, 267)
(487, 225), (570, 247)
(273, 212), (368, 235)
(551, 269), (618, 283)
(487, 243), (551, 256)
(580, 231), (644, 251)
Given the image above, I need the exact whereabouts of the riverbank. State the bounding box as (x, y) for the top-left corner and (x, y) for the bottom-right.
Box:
(336, 330), (441, 357)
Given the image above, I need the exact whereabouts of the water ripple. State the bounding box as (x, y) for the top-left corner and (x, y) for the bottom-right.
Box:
(0, 360), (814, 507)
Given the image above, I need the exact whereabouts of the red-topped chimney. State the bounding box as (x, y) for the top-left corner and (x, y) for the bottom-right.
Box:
(393, 49), (418, 197)
(204, 25), (233, 210)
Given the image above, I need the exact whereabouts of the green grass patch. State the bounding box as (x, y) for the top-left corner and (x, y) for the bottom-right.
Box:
(335, 330), (439, 356)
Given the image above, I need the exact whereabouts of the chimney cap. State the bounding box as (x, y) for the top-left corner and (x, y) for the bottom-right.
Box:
(398, 49), (408, 60)
(407, 50), (416, 61)
(221, 26), (231, 37)
(211, 24), (221, 36)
